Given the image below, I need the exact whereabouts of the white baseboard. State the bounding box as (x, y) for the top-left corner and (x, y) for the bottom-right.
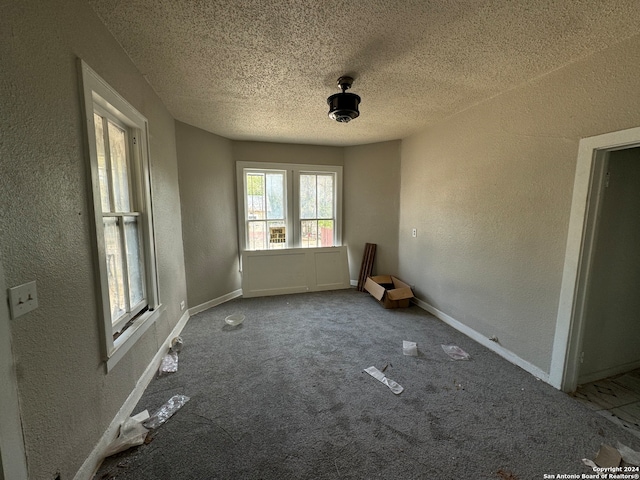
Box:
(350, 279), (358, 287)
(188, 289), (243, 316)
(412, 297), (549, 383)
(74, 309), (191, 480)
(578, 359), (640, 385)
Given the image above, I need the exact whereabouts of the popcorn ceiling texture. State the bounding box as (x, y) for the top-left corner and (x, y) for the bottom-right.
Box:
(88, 0), (640, 146)
(4, 0), (640, 477)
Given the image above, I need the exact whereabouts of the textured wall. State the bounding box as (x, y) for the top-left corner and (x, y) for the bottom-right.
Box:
(0, 0), (187, 478)
(232, 141), (344, 166)
(176, 122), (241, 308)
(580, 148), (640, 380)
(399, 33), (640, 373)
(187, 136), (401, 297)
(344, 141), (401, 280)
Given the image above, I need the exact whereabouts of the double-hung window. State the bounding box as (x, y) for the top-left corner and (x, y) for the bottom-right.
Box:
(237, 162), (342, 250)
(299, 172), (336, 248)
(93, 109), (147, 333)
(80, 60), (160, 371)
(245, 169), (287, 250)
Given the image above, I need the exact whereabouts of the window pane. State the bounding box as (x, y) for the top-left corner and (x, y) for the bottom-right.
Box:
(94, 114), (111, 212)
(317, 175), (334, 219)
(124, 216), (145, 308)
(104, 217), (127, 323)
(248, 221), (266, 250)
(319, 220), (334, 247)
(108, 121), (131, 212)
(268, 221), (286, 249)
(266, 173), (284, 219)
(301, 220), (318, 248)
(246, 173), (265, 220)
(300, 174), (316, 219)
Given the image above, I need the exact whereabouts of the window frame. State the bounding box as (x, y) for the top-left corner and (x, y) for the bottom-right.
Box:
(80, 60), (162, 372)
(297, 170), (339, 248)
(244, 168), (289, 251)
(236, 161), (343, 252)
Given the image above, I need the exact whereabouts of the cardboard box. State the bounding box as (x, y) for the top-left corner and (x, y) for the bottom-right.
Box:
(364, 275), (414, 309)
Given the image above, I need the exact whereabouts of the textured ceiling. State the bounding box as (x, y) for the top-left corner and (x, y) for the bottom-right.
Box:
(88, 0), (640, 146)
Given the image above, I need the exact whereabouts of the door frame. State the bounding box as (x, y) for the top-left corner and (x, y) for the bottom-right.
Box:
(549, 126), (640, 392)
(0, 260), (28, 479)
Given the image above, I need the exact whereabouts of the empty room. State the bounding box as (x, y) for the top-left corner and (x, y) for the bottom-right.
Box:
(2, 1), (640, 479)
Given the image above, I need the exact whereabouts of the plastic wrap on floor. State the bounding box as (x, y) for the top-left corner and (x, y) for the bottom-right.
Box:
(364, 366), (403, 395)
(441, 344), (470, 360)
(104, 410), (150, 457)
(159, 351), (179, 375)
(143, 394), (190, 429)
(617, 442), (640, 466)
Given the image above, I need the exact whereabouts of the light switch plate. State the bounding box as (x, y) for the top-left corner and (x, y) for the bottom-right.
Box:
(8, 281), (38, 319)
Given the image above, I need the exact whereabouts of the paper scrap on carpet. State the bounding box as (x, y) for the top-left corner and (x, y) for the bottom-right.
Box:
(403, 340), (417, 356)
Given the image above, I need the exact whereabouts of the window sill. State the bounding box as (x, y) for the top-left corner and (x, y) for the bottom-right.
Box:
(106, 304), (165, 372)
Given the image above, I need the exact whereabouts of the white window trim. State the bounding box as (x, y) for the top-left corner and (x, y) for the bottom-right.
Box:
(79, 59), (161, 372)
(236, 161), (343, 252)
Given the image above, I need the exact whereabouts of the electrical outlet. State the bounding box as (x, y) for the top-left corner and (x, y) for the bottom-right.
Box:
(412, 228), (417, 238)
(8, 280), (39, 319)
(180, 300), (185, 311)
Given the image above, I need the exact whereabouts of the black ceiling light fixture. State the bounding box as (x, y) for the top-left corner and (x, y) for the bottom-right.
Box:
(327, 76), (361, 123)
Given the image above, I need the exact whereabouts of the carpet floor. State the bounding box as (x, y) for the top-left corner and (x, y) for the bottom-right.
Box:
(95, 288), (640, 479)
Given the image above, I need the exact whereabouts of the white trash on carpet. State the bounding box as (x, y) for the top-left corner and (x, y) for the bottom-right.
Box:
(159, 351), (179, 375)
(143, 394), (190, 429)
(104, 410), (150, 457)
(159, 336), (184, 376)
(403, 340), (418, 356)
(364, 366), (403, 395)
(441, 344), (470, 360)
(617, 441), (640, 466)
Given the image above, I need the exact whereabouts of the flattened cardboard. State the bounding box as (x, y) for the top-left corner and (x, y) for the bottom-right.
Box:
(595, 444), (622, 468)
(364, 275), (413, 308)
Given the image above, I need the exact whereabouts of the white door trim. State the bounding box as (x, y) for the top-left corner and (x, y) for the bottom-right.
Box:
(0, 261), (28, 479)
(549, 127), (640, 392)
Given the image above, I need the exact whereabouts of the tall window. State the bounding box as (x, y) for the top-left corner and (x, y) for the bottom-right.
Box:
(81, 60), (160, 371)
(93, 110), (147, 333)
(237, 162), (342, 250)
(245, 170), (286, 250)
(300, 173), (335, 248)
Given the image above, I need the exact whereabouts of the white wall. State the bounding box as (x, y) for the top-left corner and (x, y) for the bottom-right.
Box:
(579, 148), (640, 381)
(178, 135), (403, 297)
(233, 141), (344, 166)
(399, 32), (640, 373)
(344, 141), (401, 280)
(176, 122), (241, 309)
(0, 1), (188, 477)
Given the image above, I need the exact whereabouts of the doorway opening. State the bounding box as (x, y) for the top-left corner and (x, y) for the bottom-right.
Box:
(550, 126), (640, 395)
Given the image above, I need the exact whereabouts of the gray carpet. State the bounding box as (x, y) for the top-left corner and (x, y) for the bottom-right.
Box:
(95, 289), (640, 479)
